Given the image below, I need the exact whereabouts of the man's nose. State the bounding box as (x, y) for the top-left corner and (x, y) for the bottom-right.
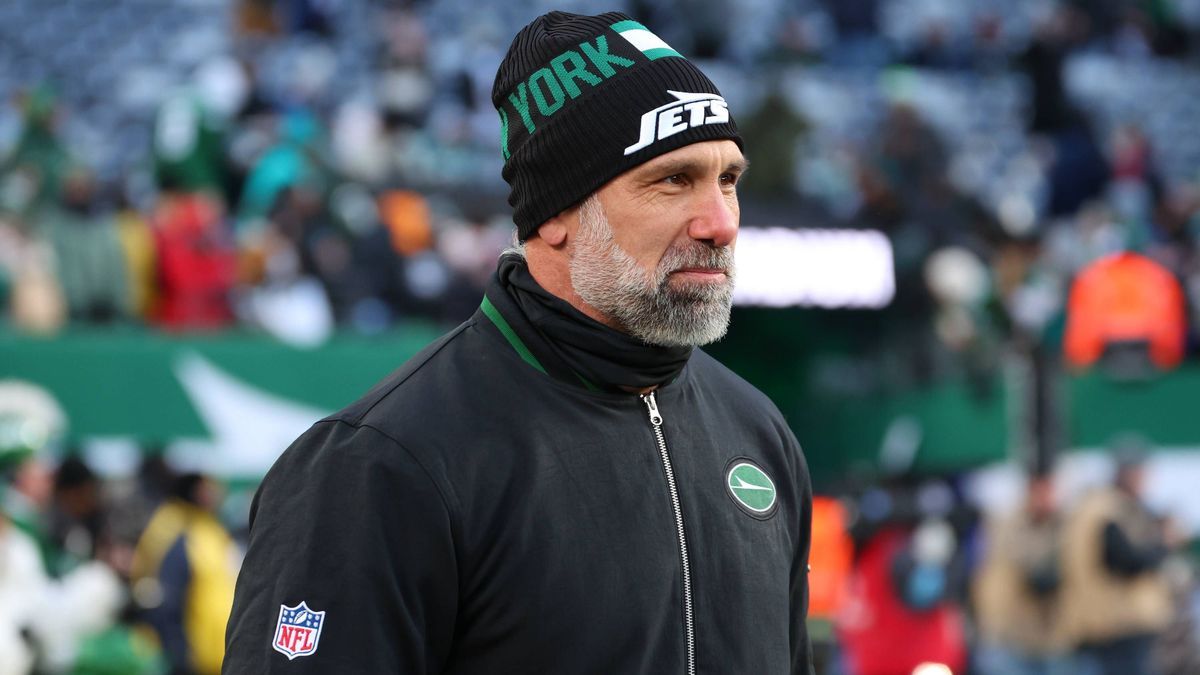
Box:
(686, 182), (738, 248)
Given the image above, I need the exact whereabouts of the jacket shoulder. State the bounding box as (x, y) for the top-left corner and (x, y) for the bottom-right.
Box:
(689, 348), (789, 423)
(316, 313), (520, 453)
(332, 318), (477, 424)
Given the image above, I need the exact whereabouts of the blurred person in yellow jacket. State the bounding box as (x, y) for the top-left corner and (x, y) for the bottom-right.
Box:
(132, 472), (238, 675)
(973, 472), (1073, 675)
(1060, 443), (1182, 675)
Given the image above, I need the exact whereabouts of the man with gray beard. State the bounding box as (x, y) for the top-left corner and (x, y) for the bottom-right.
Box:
(225, 11), (814, 674)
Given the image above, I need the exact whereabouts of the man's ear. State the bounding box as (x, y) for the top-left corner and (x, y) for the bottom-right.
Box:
(539, 213), (569, 247)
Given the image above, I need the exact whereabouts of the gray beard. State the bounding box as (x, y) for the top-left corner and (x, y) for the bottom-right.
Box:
(568, 195), (735, 347)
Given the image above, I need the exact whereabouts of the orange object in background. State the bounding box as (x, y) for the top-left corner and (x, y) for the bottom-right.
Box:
(1064, 252), (1186, 370)
(808, 496), (854, 619)
(378, 190), (432, 255)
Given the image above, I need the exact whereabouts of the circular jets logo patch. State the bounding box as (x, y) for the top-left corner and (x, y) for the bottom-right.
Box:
(726, 460), (777, 517)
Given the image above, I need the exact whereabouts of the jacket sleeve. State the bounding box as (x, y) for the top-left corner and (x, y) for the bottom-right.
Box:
(223, 419), (458, 673)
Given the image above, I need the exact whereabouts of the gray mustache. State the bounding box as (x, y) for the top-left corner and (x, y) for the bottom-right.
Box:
(661, 245), (735, 275)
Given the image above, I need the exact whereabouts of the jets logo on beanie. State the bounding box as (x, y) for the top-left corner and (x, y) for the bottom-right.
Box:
(492, 11), (743, 241)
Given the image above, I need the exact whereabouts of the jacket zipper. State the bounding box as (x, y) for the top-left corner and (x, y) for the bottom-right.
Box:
(642, 391), (696, 675)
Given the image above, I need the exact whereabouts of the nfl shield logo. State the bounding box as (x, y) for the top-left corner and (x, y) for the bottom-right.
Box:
(272, 601), (326, 659)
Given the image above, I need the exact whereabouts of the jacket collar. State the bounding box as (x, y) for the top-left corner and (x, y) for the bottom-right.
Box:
(479, 254), (692, 393)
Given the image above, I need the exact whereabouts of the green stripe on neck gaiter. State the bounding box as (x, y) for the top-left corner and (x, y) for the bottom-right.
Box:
(481, 295), (547, 375)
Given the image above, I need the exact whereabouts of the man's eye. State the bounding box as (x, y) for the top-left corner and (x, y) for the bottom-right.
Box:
(720, 173), (740, 186)
(663, 174), (687, 185)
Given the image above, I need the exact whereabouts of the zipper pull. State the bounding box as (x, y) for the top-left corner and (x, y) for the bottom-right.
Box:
(642, 391), (663, 426)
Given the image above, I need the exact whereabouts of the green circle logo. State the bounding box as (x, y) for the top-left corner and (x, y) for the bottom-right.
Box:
(726, 461), (777, 514)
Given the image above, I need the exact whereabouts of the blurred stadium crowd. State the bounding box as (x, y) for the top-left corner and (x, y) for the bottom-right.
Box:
(3, 0), (1200, 673)
(1, 0), (1199, 367)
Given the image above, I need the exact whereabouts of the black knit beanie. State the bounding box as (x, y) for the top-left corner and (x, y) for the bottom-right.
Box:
(493, 11), (743, 241)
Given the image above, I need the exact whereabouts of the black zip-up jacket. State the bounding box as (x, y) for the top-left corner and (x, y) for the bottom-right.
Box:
(224, 272), (814, 674)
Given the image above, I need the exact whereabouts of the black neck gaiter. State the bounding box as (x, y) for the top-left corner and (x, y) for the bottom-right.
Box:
(493, 254), (691, 392)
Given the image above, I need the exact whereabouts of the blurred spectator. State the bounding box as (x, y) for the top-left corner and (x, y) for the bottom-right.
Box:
(871, 103), (949, 219)
(0, 383), (125, 672)
(807, 495), (855, 674)
(48, 457), (104, 576)
(114, 193), (159, 320)
(153, 92), (230, 198)
(973, 472), (1073, 675)
(1063, 251), (1187, 375)
(1, 217), (66, 335)
(339, 189), (479, 329)
(1060, 440), (1183, 675)
(1044, 118), (1111, 219)
(127, 455), (178, 533)
(41, 168), (132, 323)
(0, 87), (69, 217)
(808, 496), (855, 621)
(0, 497), (137, 675)
(376, 10), (434, 131)
(2, 439), (55, 574)
(331, 101), (388, 184)
(1018, 6), (1086, 136)
(240, 184), (337, 346)
(837, 477), (971, 675)
(150, 186), (237, 331)
(838, 522), (969, 674)
(437, 212), (516, 290)
(132, 472), (238, 675)
(237, 110), (329, 227)
(0, 382), (57, 674)
(378, 189), (432, 257)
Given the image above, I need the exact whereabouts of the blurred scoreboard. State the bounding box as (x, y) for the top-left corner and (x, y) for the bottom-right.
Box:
(733, 228), (895, 309)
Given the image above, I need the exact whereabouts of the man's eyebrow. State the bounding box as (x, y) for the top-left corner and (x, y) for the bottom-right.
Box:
(640, 158), (701, 177)
(727, 158), (750, 174)
(639, 156), (751, 178)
